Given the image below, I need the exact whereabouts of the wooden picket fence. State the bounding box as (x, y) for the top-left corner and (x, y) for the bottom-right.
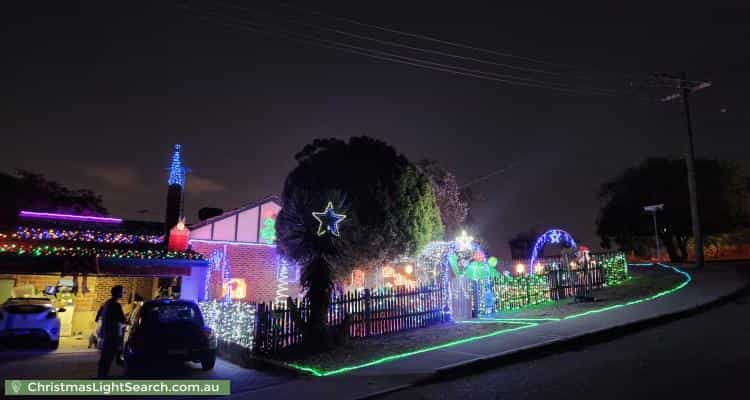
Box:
(253, 284), (447, 355)
(544, 258), (605, 301)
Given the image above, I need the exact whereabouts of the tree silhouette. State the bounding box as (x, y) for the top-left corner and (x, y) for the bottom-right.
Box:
(276, 137), (443, 350)
(597, 157), (749, 261)
(0, 170), (107, 229)
(417, 160), (469, 237)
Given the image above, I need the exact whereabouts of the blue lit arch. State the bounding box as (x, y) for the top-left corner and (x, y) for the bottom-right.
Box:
(528, 229), (577, 274)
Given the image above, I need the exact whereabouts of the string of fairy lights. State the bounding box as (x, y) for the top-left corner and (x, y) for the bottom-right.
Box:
(0, 242), (203, 260)
(15, 226), (163, 244)
(482, 273), (551, 313)
(599, 252), (629, 285)
(199, 299), (256, 349)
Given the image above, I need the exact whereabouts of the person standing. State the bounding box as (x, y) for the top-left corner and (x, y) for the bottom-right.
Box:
(97, 285), (126, 378)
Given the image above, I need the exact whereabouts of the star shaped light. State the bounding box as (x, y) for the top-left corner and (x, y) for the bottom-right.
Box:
(312, 202), (347, 237)
(548, 229), (562, 244)
(455, 230), (474, 251)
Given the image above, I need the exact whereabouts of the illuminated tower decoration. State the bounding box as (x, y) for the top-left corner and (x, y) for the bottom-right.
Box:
(165, 144), (187, 241)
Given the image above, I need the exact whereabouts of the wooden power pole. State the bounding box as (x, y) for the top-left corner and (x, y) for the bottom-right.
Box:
(658, 73), (711, 268)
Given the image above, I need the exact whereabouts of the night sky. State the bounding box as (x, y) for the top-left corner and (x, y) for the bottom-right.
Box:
(2, 1), (748, 257)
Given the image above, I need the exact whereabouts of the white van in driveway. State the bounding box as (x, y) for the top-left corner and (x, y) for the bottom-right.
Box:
(0, 297), (64, 349)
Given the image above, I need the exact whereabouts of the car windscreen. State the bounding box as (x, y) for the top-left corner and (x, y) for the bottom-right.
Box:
(4, 305), (50, 314)
(143, 304), (202, 325)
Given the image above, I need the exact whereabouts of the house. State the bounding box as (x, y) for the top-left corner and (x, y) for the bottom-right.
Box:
(188, 196), (301, 304)
(0, 210), (208, 338)
(0, 144), (299, 345)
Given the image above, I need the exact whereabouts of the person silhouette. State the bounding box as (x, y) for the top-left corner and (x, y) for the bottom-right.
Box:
(96, 285), (126, 378)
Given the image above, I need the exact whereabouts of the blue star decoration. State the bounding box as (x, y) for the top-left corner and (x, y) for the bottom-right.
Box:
(548, 230), (562, 244)
(312, 202), (347, 237)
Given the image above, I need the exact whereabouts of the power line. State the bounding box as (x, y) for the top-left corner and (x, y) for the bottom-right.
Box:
(274, 1), (646, 82)
(182, 6), (640, 97)
(275, 2), (582, 71)
(211, 1), (576, 78)
(460, 161), (520, 189)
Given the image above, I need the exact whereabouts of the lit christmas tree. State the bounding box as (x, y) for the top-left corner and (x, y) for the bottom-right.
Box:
(275, 256), (290, 305)
(260, 217), (276, 244)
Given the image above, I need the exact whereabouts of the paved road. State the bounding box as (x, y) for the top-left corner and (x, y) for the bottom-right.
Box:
(0, 348), (291, 395)
(382, 291), (750, 400)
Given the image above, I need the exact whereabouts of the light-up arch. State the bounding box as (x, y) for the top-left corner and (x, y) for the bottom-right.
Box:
(528, 229), (577, 275)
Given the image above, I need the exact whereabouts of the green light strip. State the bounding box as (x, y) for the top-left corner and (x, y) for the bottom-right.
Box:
(288, 321), (538, 377)
(563, 263), (691, 320)
(286, 263), (691, 377)
(459, 317), (561, 323)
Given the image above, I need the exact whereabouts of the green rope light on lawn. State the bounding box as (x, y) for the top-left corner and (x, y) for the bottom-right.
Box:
(562, 263), (691, 320)
(287, 263), (691, 377)
(462, 317), (562, 323)
(287, 321), (539, 377)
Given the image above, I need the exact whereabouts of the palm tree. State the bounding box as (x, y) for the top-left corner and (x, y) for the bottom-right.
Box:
(276, 185), (346, 350)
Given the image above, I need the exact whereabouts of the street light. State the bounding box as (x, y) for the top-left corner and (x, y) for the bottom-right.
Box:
(643, 204), (664, 261)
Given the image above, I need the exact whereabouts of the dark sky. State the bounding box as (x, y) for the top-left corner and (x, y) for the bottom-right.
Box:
(2, 1), (748, 257)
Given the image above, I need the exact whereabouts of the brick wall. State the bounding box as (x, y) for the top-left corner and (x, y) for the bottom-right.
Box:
(0, 273), (157, 335)
(0, 274), (156, 311)
(0, 274), (59, 294)
(190, 242), (300, 303)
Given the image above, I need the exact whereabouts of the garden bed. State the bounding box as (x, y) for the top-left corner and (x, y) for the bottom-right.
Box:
(268, 320), (514, 373)
(491, 264), (686, 319)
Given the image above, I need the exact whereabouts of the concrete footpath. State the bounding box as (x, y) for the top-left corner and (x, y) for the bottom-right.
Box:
(231, 262), (749, 400)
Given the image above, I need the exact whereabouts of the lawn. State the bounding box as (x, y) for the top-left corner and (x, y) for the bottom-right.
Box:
(271, 320), (516, 374)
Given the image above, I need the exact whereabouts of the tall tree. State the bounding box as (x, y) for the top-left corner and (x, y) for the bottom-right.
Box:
(276, 137), (443, 350)
(597, 157), (749, 261)
(0, 170), (107, 229)
(417, 160), (469, 237)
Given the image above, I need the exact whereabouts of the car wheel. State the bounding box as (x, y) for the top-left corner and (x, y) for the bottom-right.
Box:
(49, 340), (59, 350)
(201, 356), (216, 371)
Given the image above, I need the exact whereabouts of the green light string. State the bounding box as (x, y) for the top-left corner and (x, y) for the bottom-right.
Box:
(287, 321), (538, 377)
(285, 263), (690, 377)
(0, 243), (203, 260)
(562, 263), (691, 320)
(459, 317), (562, 323)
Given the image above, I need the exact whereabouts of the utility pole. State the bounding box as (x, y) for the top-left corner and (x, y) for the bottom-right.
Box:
(657, 73), (711, 268)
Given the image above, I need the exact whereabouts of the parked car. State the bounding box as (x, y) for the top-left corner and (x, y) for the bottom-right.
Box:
(0, 297), (64, 349)
(123, 299), (217, 371)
